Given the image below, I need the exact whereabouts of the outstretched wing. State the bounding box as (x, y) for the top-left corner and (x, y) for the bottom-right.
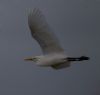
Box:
(51, 62), (70, 69)
(28, 8), (64, 54)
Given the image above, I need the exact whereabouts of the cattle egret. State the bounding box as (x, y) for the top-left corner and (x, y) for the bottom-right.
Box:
(24, 8), (89, 69)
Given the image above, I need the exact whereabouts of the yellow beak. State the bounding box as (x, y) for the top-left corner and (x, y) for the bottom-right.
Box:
(24, 57), (33, 61)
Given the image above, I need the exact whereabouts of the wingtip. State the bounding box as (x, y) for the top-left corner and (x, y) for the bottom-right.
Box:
(28, 8), (42, 17)
(28, 7), (48, 31)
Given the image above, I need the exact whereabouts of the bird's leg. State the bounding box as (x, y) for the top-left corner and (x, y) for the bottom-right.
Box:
(66, 56), (90, 61)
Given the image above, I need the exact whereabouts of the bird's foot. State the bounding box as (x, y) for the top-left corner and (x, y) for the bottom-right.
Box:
(67, 56), (90, 61)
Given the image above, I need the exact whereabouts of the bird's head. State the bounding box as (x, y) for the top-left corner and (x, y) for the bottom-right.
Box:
(24, 56), (41, 62)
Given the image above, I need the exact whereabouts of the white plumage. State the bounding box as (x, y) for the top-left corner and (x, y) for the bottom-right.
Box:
(24, 8), (89, 69)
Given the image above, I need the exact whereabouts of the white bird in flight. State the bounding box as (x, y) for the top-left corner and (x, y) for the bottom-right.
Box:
(24, 8), (89, 69)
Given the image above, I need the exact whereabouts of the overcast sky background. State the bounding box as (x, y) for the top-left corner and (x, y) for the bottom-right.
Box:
(0, 0), (100, 95)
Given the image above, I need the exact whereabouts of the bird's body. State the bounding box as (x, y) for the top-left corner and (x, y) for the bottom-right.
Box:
(24, 8), (89, 69)
(35, 53), (69, 66)
(25, 53), (71, 69)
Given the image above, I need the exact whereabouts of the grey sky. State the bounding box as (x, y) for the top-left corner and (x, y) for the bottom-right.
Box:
(0, 0), (100, 95)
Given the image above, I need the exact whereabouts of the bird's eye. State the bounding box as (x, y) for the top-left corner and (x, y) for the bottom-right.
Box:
(33, 57), (40, 62)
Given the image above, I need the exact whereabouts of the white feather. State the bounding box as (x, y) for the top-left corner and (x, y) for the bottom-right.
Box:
(26, 8), (71, 69)
(28, 8), (64, 54)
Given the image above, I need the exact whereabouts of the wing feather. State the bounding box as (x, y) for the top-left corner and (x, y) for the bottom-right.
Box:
(51, 62), (70, 69)
(28, 8), (64, 54)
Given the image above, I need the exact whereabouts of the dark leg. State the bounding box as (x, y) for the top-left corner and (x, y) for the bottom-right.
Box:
(67, 56), (90, 61)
